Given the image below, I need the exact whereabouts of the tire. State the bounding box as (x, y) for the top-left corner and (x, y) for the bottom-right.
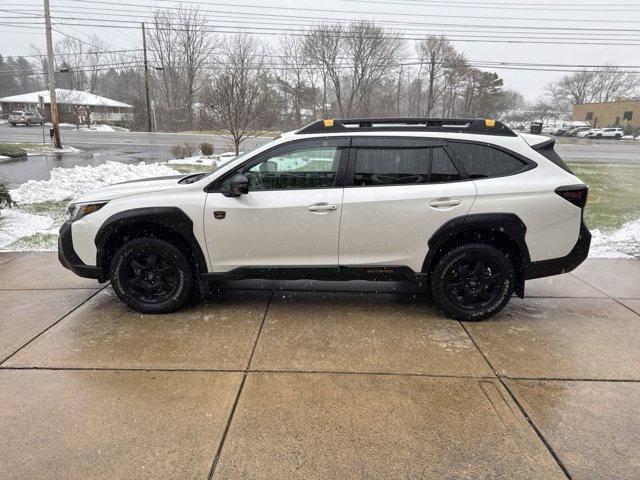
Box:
(596, 134), (602, 139)
(429, 243), (515, 321)
(109, 237), (193, 314)
(10, 123), (16, 127)
(615, 134), (621, 140)
(26, 120), (31, 127)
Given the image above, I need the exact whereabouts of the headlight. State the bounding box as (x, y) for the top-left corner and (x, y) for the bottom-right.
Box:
(67, 201), (108, 222)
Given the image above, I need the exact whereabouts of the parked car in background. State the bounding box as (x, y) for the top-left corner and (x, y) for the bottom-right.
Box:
(576, 129), (592, 138)
(585, 129), (604, 139)
(8, 111), (45, 127)
(567, 126), (591, 137)
(600, 127), (624, 139)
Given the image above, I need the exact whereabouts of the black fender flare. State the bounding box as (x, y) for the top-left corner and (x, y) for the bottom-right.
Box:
(421, 213), (530, 295)
(94, 207), (208, 276)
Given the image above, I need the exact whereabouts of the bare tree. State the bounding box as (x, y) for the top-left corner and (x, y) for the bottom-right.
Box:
(149, 5), (216, 130)
(204, 35), (269, 154)
(416, 35), (453, 116)
(304, 21), (403, 117)
(276, 35), (310, 128)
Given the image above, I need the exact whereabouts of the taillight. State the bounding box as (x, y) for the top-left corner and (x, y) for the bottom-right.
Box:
(555, 185), (588, 208)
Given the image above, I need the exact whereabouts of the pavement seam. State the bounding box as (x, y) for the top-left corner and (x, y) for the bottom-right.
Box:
(0, 252), (28, 266)
(567, 272), (614, 299)
(0, 287), (106, 365)
(0, 365), (498, 379)
(206, 289), (275, 480)
(458, 321), (574, 480)
(612, 298), (640, 317)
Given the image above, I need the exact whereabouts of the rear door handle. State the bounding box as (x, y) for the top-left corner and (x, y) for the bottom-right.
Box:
(308, 203), (337, 212)
(430, 199), (462, 208)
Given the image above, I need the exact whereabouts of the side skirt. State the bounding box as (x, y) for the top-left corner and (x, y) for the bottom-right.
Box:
(200, 265), (418, 282)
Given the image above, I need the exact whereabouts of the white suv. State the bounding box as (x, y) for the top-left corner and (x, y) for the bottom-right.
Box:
(59, 118), (590, 321)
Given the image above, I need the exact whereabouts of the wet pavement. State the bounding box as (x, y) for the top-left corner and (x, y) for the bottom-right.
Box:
(0, 252), (639, 479)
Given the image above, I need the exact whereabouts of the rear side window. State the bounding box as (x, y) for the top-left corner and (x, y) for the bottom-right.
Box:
(352, 143), (461, 186)
(449, 142), (527, 178)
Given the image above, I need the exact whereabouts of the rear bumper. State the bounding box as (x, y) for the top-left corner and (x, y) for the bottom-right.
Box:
(525, 221), (591, 280)
(58, 221), (105, 281)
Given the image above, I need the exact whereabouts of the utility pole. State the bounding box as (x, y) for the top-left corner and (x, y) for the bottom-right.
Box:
(43, 0), (61, 148)
(142, 22), (152, 133)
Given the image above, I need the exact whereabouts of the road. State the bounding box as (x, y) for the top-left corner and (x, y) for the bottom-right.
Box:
(0, 123), (273, 187)
(1, 122), (639, 187)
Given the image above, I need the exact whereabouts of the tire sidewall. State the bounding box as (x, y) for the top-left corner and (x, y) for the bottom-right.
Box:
(110, 237), (193, 314)
(430, 244), (515, 321)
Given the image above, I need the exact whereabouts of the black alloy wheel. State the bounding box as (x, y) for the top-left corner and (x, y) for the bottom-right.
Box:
(110, 237), (193, 313)
(122, 252), (180, 304)
(430, 243), (515, 321)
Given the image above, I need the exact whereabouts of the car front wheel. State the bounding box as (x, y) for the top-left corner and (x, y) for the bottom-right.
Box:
(430, 243), (515, 321)
(109, 237), (193, 314)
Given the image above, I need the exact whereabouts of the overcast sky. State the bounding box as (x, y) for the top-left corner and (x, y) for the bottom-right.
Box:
(2, 0), (639, 102)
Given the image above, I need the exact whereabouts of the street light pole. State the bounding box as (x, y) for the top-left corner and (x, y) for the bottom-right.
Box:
(142, 22), (152, 133)
(43, 0), (62, 149)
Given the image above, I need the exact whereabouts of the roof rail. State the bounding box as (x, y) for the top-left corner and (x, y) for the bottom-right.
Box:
(296, 117), (516, 137)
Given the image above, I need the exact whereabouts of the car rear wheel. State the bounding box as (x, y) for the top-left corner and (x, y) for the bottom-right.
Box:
(109, 237), (193, 314)
(430, 243), (515, 321)
(26, 120), (31, 127)
(10, 123), (16, 127)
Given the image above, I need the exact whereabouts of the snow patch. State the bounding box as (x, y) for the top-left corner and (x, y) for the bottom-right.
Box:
(0, 209), (54, 249)
(10, 161), (180, 204)
(80, 124), (116, 132)
(590, 219), (640, 258)
(168, 155), (218, 167)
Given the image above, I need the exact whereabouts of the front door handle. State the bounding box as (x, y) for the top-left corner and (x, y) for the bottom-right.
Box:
(430, 199), (462, 208)
(308, 203), (337, 212)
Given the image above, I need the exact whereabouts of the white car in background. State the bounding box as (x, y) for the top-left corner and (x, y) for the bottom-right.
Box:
(585, 129), (604, 139)
(600, 128), (624, 140)
(576, 129), (592, 138)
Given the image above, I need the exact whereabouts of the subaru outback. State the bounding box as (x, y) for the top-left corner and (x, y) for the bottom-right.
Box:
(59, 118), (590, 321)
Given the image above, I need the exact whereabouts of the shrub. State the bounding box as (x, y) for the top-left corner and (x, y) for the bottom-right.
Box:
(168, 143), (196, 159)
(200, 142), (214, 156)
(0, 180), (15, 216)
(0, 143), (27, 158)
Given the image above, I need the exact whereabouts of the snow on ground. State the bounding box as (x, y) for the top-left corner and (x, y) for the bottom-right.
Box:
(0, 209), (54, 249)
(79, 124), (116, 132)
(10, 161), (180, 204)
(589, 219), (640, 259)
(167, 155), (218, 167)
(167, 152), (237, 167)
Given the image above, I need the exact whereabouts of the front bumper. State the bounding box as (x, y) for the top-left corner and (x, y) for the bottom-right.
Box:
(58, 220), (105, 281)
(525, 221), (591, 280)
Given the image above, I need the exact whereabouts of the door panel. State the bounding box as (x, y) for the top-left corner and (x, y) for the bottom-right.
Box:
(204, 189), (343, 272)
(339, 183), (476, 271)
(338, 138), (476, 272)
(203, 137), (349, 272)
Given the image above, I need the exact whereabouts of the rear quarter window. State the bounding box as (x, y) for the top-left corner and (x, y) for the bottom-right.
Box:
(449, 142), (528, 179)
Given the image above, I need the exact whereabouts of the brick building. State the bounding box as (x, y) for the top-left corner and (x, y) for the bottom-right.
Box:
(572, 98), (639, 129)
(0, 89), (133, 126)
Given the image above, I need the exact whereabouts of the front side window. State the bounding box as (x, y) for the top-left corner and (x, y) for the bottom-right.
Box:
(449, 142), (528, 179)
(223, 145), (341, 191)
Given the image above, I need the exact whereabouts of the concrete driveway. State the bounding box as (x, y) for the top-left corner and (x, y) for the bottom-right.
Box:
(0, 252), (639, 479)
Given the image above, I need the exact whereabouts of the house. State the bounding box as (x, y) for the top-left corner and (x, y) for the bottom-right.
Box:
(572, 98), (639, 129)
(0, 89), (133, 126)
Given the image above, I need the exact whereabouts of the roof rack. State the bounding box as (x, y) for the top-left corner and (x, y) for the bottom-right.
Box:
(296, 117), (516, 137)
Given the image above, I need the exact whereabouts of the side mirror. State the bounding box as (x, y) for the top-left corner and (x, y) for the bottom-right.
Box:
(224, 173), (249, 197)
